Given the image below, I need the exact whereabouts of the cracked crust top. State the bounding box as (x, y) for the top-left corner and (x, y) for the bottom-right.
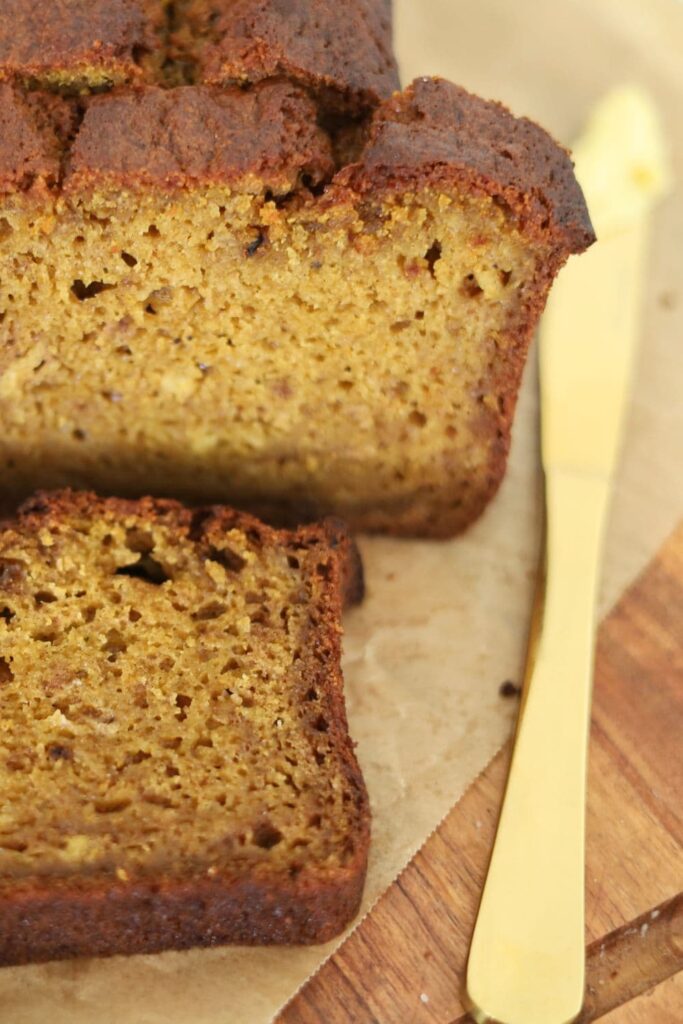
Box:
(197, 0), (399, 112)
(0, 0), (399, 111)
(0, 79), (335, 195)
(0, 2), (592, 257)
(65, 81), (335, 192)
(0, 0), (155, 87)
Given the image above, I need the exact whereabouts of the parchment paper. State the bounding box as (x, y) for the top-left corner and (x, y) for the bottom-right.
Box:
(2, 1), (681, 1021)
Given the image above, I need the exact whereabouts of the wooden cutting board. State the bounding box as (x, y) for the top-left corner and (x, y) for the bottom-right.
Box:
(280, 522), (683, 1023)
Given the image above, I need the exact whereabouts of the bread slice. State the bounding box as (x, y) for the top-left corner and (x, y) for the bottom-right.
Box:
(0, 5), (593, 538)
(0, 490), (368, 965)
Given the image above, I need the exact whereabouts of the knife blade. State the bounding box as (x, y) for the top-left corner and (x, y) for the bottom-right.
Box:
(466, 86), (670, 1024)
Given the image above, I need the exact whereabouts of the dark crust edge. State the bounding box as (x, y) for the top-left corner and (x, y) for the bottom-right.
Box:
(0, 864), (368, 964)
(0, 489), (369, 964)
(199, 0), (400, 116)
(0, 0), (397, 115)
(241, 468), (509, 540)
(0, 0), (153, 87)
(320, 517), (365, 606)
(62, 81), (336, 194)
(333, 77), (595, 256)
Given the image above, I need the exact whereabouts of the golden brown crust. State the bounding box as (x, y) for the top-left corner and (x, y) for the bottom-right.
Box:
(0, 72), (593, 248)
(0, 78), (336, 196)
(336, 77), (595, 255)
(0, 0), (397, 112)
(0, 490), (369, 963)
(0, 864), (367, 964)
(0, 0), (155, 88)
(196, 0), (399, 114)
(65, 80), (335, 192)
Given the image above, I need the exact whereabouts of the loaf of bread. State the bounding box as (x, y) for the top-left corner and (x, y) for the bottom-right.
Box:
(0, 489), (368, 964)
(0, 2), (593, 537)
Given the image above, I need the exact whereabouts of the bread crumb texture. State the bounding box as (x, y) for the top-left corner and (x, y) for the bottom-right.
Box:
(0, 492), (368, 890)
(2, 182), (544, 534)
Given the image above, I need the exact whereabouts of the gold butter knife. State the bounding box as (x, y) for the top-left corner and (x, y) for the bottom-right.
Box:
(466, 87), (671, 1024)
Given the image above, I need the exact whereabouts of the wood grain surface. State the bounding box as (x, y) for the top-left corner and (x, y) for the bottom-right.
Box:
(280, 523), (683, 1023)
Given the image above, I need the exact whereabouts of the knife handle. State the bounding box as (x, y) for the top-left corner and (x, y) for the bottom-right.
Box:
(466, 468), (609, 1024)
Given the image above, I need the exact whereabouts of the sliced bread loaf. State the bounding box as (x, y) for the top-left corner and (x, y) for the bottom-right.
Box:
(0, 3), (593, 536)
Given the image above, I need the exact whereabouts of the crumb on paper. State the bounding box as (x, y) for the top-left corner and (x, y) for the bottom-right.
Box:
(499, 680), (521, 698)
